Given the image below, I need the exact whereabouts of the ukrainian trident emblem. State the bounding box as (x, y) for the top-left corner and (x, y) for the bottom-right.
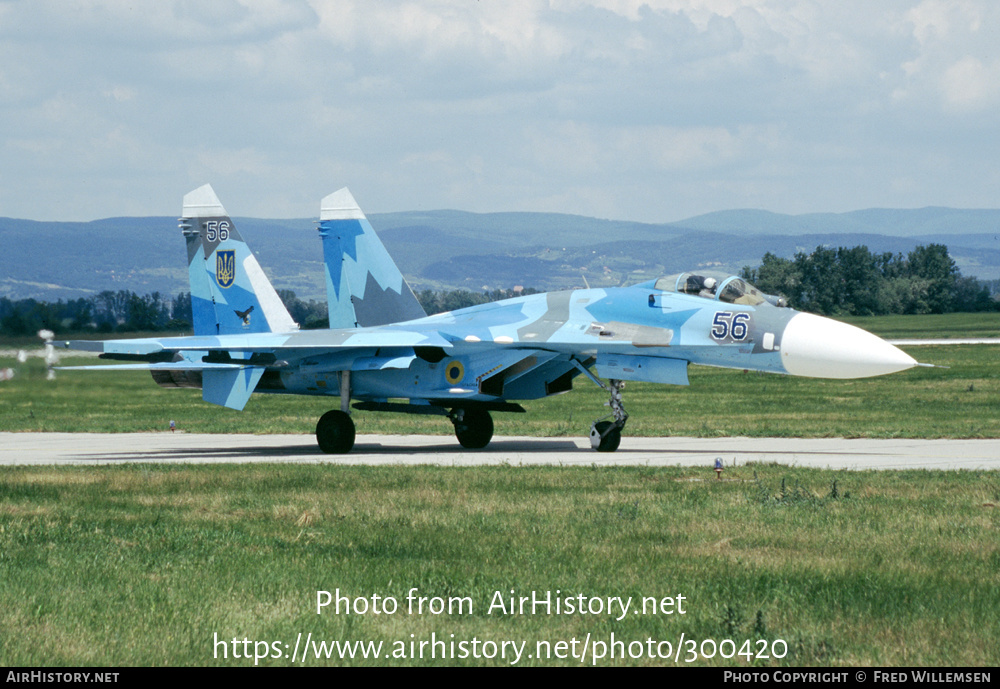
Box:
(216, 250), (235, 288)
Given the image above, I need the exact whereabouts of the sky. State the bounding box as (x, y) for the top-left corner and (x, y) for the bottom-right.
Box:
(1, 0), (998, 223)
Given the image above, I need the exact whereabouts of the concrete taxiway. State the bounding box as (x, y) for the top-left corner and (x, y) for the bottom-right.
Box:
(2, 432), (998, 470)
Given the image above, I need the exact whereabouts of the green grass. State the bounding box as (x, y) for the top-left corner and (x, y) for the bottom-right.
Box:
(2, 342), (999, 438)
(840, 312), (1000, 339)
(1, 464), (997, 666)
(3, 314), (998, 667)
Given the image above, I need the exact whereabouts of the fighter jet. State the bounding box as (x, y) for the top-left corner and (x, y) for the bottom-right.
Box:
(60, 185), (920, 453)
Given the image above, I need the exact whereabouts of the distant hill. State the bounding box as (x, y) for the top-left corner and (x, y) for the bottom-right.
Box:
(674, 207), (1000, 237)
(2, 207), (999, 302)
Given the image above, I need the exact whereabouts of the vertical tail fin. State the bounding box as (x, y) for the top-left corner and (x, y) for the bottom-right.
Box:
(319, 188), (426, 328)
(180, 184), (297, 336)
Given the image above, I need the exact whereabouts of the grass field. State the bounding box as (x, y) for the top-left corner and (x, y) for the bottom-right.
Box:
(2, 314), (998, 666)
(839, 311), (1000, 339)
(1, 464), (997, 666)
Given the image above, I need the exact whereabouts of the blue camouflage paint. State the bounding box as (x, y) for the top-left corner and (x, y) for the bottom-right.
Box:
(319, 219), (365, 300)
(318, 190), (425, 329)
(58, 185), (919, 444)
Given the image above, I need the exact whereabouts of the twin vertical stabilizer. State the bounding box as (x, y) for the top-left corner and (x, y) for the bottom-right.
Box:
(319, 188), (426, 329)
(176, 184), (423, 411)
(180, 184), (297, 338)
(180, 184), (296, 410)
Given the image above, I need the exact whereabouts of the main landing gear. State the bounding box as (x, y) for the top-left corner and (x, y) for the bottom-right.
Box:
(316, 409), (355, 454)
(314, 403), (497, 454)
(313, 367), (626, 454)
(314, 406), (495, 453)
(588, 378), (628, 453)
(317, 372), (357, 454)
(450, 407), (494, 449)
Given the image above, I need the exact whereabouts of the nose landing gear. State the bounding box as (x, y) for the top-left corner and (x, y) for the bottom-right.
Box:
(589, 378), (628, 452)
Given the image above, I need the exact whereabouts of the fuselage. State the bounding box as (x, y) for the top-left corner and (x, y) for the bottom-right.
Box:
(223, 279), (915, 407)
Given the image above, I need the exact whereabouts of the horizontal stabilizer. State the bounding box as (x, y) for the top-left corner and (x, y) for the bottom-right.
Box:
(57, 359), (266, 410)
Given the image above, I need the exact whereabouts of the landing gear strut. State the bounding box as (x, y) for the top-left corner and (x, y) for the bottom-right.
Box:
(450, 407), (494, 449)
(588, 378), (628, 452)
(317, 371), (355, 453)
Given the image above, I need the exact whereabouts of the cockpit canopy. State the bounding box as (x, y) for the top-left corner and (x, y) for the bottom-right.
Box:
(654, 271), (786, 307)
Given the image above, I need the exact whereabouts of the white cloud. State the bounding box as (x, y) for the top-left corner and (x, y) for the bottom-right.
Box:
(906, 0), (982, 44)
(896, 0), (1000, 111)
(103, 85), (135, 102)
(940, 55), (999, 111)
(0, 0), (997, 221)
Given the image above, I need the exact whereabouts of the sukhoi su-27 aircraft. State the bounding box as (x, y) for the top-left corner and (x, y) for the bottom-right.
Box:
(60, 185), (921, 453)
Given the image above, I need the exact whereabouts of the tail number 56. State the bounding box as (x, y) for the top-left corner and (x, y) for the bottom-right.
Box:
(205, 221), (231, 242)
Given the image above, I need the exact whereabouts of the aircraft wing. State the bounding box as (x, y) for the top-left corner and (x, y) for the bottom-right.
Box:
(58, 326), (459, 410)
(62, 327), (454, 356)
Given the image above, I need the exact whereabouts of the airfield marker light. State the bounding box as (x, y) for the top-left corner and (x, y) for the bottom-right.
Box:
(714, 457), (724, 480)
(39, 329), (57, 380)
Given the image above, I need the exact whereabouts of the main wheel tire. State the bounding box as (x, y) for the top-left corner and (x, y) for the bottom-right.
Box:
(316, 410), (356, 454)
(454, 408), (493, 449)
(592, 421), (622, 453)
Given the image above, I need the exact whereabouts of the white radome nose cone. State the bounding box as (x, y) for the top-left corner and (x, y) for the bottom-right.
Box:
(781, 313), (917, 379)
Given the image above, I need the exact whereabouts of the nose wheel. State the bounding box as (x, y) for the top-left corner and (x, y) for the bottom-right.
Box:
(590, 421), (622, 452)
(589, 378), (628, 452)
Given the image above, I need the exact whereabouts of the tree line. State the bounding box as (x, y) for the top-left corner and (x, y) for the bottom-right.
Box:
(415, 287), (540, 315)
(0, 289), (335, 336)
(741, 244), (997, 316)
(0, 287), (540, 336)
(0, 291), (190, 337)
